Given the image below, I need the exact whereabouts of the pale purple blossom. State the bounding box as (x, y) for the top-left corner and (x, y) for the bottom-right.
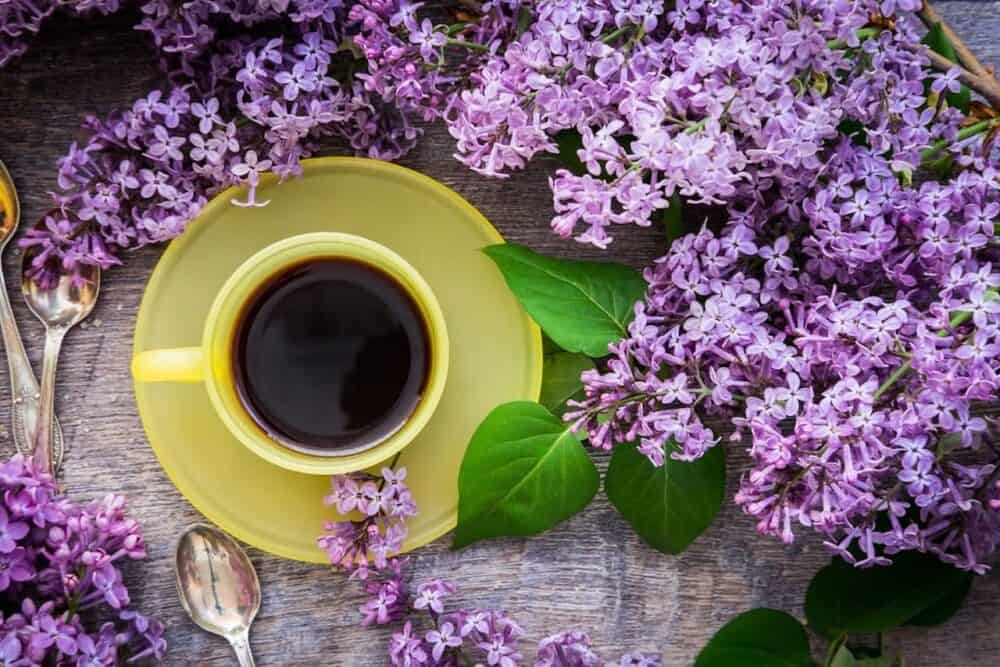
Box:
(8, 2), (424, 285)
(324, 465), (661, 664)
(425, 622), (462, 661)
(0, 455), (165, 663)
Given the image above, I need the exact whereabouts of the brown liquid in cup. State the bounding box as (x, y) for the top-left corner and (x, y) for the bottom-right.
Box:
(232, 258), (430, 455)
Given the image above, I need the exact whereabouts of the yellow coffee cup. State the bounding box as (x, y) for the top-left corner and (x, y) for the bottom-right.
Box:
(131, 233), (449, 475)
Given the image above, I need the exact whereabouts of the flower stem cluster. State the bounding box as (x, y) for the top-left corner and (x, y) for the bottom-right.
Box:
(5, 1), (422, 285)
(345, 0), (1000, 574)
(0, 455), (165, 665)
(318, 465), (660, 665)
(561, 0), (1000, 570)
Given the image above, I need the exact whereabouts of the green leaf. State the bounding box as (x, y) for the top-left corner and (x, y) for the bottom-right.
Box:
(858, 659), (894, 667)
(554, 129), (587, 175)
(663, 193), (686, 242)
(453, 401), (599, 549)
(805, 552), (974, 639)
(542, 334), (562, 354)
(828, 645), (857, 667)
(905, 574), (972, 626)
(922, 23), (971, 112)
(515, 5), (533, 35)
(827, 646), (894, 667)
(605, 441), (725, 554)
(695, 609), (816, 667)
(540, 350), (592, 415)
(483, 243), (646, 357)
(837, 119), (868, 146)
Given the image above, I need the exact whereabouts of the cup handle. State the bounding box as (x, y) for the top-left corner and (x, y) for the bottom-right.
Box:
(131, 347), (205, 383)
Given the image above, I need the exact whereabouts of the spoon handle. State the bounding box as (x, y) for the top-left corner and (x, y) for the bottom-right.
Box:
(228, 630), (256, 667)
(32, 326), (65, 475)
(0, 269), (64, 467)
(0, 269), (38, 420)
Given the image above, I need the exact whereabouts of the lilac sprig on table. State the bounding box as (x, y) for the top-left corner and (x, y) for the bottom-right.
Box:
(357, 0), (983, 246)
(0, 454), (165, 664)
(318, 465), (415, 589)
(5, 0), (1000, 290)
(0, 0), (123, 68)
(375, 0), (1000, 573)
(318, 466), (660, 665)
(549, 3), (1000, 571)
(8, 1), (420, 286)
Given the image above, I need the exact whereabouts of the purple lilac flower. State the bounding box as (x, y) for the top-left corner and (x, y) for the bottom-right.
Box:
(0, 547), (33, 590)
(344, 0), (1000, 575)
(413, 579), (456, 615)
(425, 621), (462, 662)
(390, 620), (429, 666)
(360, 559), (409, 626)
(0, 455), (165, 664)
(322, 466), (660, 664)
(0, 507), (29, 553)
(319, 466), (417, 620)
(536, 630), (601, 666)
(0, 0), (123, 68)
(565, 22), (1000, 569)
(5, 1), (425, 285)
(617, 655), (662, 667)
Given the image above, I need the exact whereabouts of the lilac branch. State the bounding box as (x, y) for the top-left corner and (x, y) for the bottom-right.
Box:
(908, 43), (1000, 109)
(918, 1), (994, 78)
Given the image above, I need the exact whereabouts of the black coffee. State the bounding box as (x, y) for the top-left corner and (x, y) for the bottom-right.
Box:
(233, 258), (430, 454)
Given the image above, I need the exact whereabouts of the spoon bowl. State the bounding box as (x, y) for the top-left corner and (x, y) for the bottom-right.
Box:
(0, 161), (19, 249)
(20, 242), (100, 472)
(175, 524), (261, 667)
(21, 251), (100, 330)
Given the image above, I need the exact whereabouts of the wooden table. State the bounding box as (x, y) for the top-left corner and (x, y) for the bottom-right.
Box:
(1, 4), (998, 664)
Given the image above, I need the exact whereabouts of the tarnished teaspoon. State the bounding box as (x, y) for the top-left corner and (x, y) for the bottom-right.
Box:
(0, 162), (65, 467)
(20, 245), (99, 474)
(176, 524), (261, 667)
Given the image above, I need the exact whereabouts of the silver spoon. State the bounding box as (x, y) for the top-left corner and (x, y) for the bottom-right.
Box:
(0, 163), (66, 468)
(176, 524), (261, 667)
(20, 245), (99, 474)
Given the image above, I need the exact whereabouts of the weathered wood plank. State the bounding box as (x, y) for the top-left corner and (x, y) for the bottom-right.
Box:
(0, 4), (997, 665)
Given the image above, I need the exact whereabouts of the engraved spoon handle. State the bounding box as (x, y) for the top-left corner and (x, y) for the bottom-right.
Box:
(32, 326), (65, 475)
(0, 269), (37, 408)
(0, 269), (64, 468)
(228, 630), (256, 667)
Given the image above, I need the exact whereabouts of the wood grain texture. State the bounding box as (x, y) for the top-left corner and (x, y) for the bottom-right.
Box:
(0, 3), (998, 665)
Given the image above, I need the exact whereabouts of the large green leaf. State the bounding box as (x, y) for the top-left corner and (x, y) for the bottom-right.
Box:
(540, 350), (592, 415)
(453, 401), (599, 549)
(483, 243), (646, 357)
(805, 552), (973, 639)
(695, 609), (816, 667)
(905, 574), (972, 626)
(828, 645), (857, 667)
(663, 193), (687, 242)
(554, 129), (587, 175)
(858, 659), (894, 667)
(922, 22), (971, 113)
(605, 441), (725, 554)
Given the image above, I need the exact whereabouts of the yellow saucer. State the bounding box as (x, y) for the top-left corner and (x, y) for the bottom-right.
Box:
(133, 157), (542, 563)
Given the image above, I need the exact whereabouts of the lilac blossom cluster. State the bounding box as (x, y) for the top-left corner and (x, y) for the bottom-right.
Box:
(5, 1), (421, 285)
(318, 464), (416, 620)
(389, 593), (662, 667)
(355, 0), (897, 245)
(318, 466), (660, 665)
(0, 455), (165, 665)
(0, 0), (122, 68)
(353, 0), (1000, 572)
(564, 7), (1000, 575)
